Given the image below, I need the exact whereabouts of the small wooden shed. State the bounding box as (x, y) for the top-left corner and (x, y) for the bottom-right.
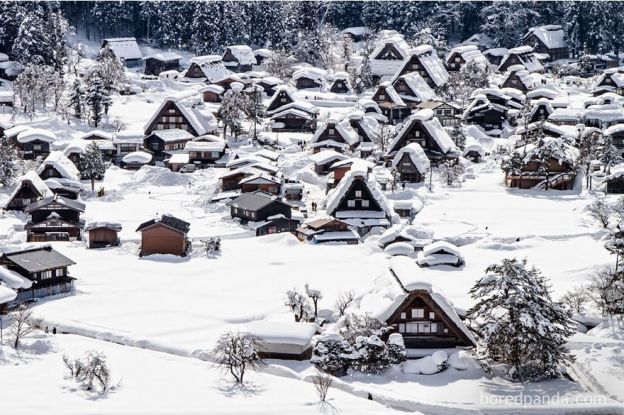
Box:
(85, 222), (122, 248)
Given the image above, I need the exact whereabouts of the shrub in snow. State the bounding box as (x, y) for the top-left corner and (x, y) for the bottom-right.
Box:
(352, 335), (390, 374)
(387, 333), (407, 365)
(63, 351), (111, 393)
(588, 267), (624, 318)
(311, 369), (333, 402)
(402, 356), (445, 375)
(210, 331), (264, 384)
(431, 350), (448, 366)
(467, 258), (575, 381)
(437, 159), (464, 187)
(588, 198), (611, 229)
(311, 333), (355, 376)
(340, 313), (391, 345)
(448, 351), (469, 370)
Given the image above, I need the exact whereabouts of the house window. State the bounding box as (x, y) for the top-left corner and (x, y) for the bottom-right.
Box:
(347, 200), (355, 208)
(414, 130), (420, 137)
(355, 190), (362, 197)
(328, 128), (335, 135)
(362, 200), (370, 208)
(400, 312), (406, 319)
(455, 57), (461, 62)
(378, 94), (385, 100)
(39, 270), (53, 280)
(399, 323), (406, 333)
(33, 144), (42, 151)
(280, 97), (287, 103)
(411, 308), (424, 318)
(429, 312), (435, 319)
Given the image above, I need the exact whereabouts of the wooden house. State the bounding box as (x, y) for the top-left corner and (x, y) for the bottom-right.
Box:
(392, 73), (436, 108)
(228, 191), (297, 236)
(392, 45), (449, 89)
(604, 124), (624, 158)
(604, 170), (624, 194)
(246, 321), (316, 360)
(24, 194), (85, 242)
(416, 101), (462, 127)
(295, 217), (360, 244)
(483, 48), (508, 66)
(37, 151), (81, 183)
(377, 224), (433, 250)
(102, 38), (142, 67)
(136, 214), (190, 257)
(463, 94), (508, 132)
(528, 99), (554, 123)
(85, 222), (122, 248)
(0, 60), (24, 81)
(372, 82), (410, 124)
(266, 87), (296, 113)
(325, 169), (395, 236)
(595, 68), (624, 96)
(505, 138), (577, 190)
(183, 56), (231, 83)
(377, 256), (477, 350)
(309, 150), (348, 175)
(329, 158), (374, 187)
(222, 45), (255, 72)
(498, 46), (544, 73)
(184, 139), (226, 166)
(282, 180), (304, 201)
(199, 85), (224, 103)
(3, 171), (52, 211)
(255, 77), (283, 97)
(112, 132), (144, 164)
(11, 128), (56, 160)
(445, 45), (487, 72)
(416, 241), (464, 267)
(522, 25), (568, 62)
(341, 27), (369, 43)
(370, 33), (411, 81)
(293, 68), (326, 90)
(252, 48), (272, 66)
(239, 173), (281, 195)
(0, 90), (14, 107)
(501, 66), (544, 93)
(144, 129), (194, 162)
(144, 98), (218, 137)
(144, 52), (181, 76)
(121, 151), (152, 170)
(386, 109), (459, 164)
(0, 246), (75, 305)
(328, 72), (351, 93)
(310, 119), (359, 153)
(391, 143), (430, 183)
(347, 112), (380, 157)
(270, 102), (319, 132)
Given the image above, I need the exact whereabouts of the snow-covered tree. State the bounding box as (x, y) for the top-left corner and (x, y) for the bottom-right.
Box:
(85, 67), (112, 128)
(63, 351), (111, 393)
(12, 12), (51, 66)
(600, 135), (623, 174)
(210, 332), (264, 384)
(243, 85), (266, 141)
(437, 159), (464, 187)
(304, 284), (323, 319)
(265, 49), (296, 81)
(96, 43), (126, 93)
(80, 142), (108, 191)
(387, 333), (407, 364)
(10, 305), (37, 350)
(334, 290), (355, 317)
(352, 335), (390, 374)
(218, 88), (246, 140)
(68, 78), (84, 120)
(340, 314), (391, 345)
(588, 267), (624, 318)
(0, 143), (22, 186)
(560, 286), (591, 314)
(501, 152), (525, 177)
(577, 129), (600, 189)
(588, 198), (612, 228)
(285, 288), (314, 322)
(190, 2), (222, 55)
(311, 332), (355, 376)
(467, 258), (575, 381)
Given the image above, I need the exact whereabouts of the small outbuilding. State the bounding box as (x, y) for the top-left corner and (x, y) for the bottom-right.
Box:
(144, 52), (182, 76)
(85, 222), (122, 248)
(136, 214), (191, 257)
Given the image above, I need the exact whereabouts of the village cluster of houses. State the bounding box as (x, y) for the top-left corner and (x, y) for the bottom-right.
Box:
(5, 23), (624, 359)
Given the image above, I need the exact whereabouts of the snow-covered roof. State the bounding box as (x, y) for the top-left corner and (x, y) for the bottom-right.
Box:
(144, 52), (182, 62)
(394, 73), (435, 102)
(0, 284), (16, 305)
(246, 321), (316, 347)
(309, 149), (348, 165)
(0, 265), (33, 290)
(604, 123), (624, 136)
(421, 241), (462, 257)
(357, 256), (476, 346)
(377, 223), (433, 248)
(446, 45), (487, 67)
(150, 128), (194, 143)
(525, 25), (566, 49)
(325, 169), (395, 221)
(187, 60), (231, 83)
(167, 153), (190, 165)
(103, 37), (142, 61)
(500, 46), (544, 73)
(253, 48), (272, 58)
(409, 46), (449, 87)
(85, 222), (123, 231)
(122, 151), (152, 164)
(311, 118), (359, 147)
(372, 34), (411, 60)
(184, 139), (226, 152)
(78, 130), (113, 141)
(199, 84), (225, 94)
(190, 55), (222, 65)
(389, 109), (457, 155)
(377, 82), (405, 106)
(484, 47), (508, 57)
(392, 142), (430, 172)
(5, 171), (52, 209)
(224, 45), (256, 66)
(16, 128), (56, 144)
(37, 151), (80, 181)
(144, 98), (218, 136)
(292, 67), (327, 82)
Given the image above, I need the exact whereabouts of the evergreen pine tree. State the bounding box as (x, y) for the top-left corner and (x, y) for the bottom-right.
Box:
(218, 87), (246, 140)
(85, 67), (110, 128)
(601, 135), (623, 174)
(80, 141), (107, 191)
(0, 144), (22, 186)
(243, 85), (266, 141)
(69, 78), (84, 120)
(468, 258), (575, 381)
(96, 44), (125, 94)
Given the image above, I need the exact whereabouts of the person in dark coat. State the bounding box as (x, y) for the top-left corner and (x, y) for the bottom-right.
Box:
(52, 327), (57, 335)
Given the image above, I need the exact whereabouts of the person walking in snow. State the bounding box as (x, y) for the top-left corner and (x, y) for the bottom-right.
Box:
(52, 327), (57, 335)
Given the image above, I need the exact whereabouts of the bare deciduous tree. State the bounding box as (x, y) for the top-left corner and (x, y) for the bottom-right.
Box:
(589, 267), (624, 317)
(63, 351), (111, 393)
(10, 306), (37, 350)
(561, 286), (591, 314)
(334, 290), (355, 317)
(305, 283), (322, 318)
(588, 198), (612, 228)
(211, 332), (264, 384)
(311, 369), (332, 402)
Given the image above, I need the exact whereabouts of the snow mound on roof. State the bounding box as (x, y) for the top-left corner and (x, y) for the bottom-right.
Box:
(246, 321), (316, 346)
(37, 151), (80, 181)
(0, 266), (33, 289)
(384, 242), (415, 256)
(16, 128), (56, 144)
(132, 165), (190, 187)
(392, 143), (430, 173)
(0, 285), (16, 304)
